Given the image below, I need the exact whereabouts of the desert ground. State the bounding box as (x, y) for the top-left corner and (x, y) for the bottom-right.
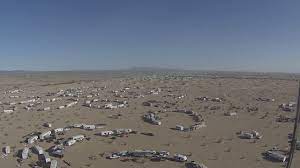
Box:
(0, 71), (299, 168)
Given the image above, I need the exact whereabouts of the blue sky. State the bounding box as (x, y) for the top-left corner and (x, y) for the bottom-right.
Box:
(0, 0), (299, 72)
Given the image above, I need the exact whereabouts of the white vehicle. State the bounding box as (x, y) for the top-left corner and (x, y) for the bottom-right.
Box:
(50, 160), (58, 168)
(9, 102), (17, 106)
(239, 130), (262, 139)
(65, 139), (76, 146)
(33, 145), (44, 155)
(251, 130), (263, 139)
(152, 120), (162, 125)
(174, 154), (188, 162)
(72, 135), (85, 141)
(117, 104), (125, 108)
(158, 151), (170, 157)
(176, 125), (185, 131)
(43, 107), (51, 111)
(108, 153), (120, 159)
(20, 99), (36, 104)
(58, 105), (65, 109)
(44, 123), (52, 128)
(28, 135), (39, 144)
(66, 101), (77, 107)
(73, 123), (84, 128)
(53, 128), (64, 133)
(3, 109), (14, 113)
(82, 124), (96, 130)
(224, 112), (237, 116)
(64, 127), (71, 131)
(22, 147), (29, 160)
(114, 128), (133, 135)
(104, 103), (117, 109)
(4, 146), (10, 154)
(100, 131), (114, 136)
(39, 131), (52, 140)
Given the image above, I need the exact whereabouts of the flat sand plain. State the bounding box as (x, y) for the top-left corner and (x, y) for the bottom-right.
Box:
(0, 72), (299, 168)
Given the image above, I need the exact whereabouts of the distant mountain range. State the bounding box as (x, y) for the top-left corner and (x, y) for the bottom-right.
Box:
(126, 66), (184, 72)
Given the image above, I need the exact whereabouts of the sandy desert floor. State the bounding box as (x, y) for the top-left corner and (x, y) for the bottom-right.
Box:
(0, 72), (299, 168)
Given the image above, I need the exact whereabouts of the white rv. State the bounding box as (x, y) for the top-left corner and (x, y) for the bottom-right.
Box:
(73, 123), (84, 128)
(39, 131), (52, 140)
(72, 135), (85, 141)
(66, 101), (77, 107)
(43, 107), (51, 111)
(82, 124), (96, 130)
(100, 131), (114, 136)
(53, 128), (64, 133)
(58, 105), (65, 109)
(3, 109), (14, 114)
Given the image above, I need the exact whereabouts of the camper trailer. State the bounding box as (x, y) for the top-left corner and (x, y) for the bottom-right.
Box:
(100, 131), (114, 136)
(82, 124), (96, 130)
(73, 123), (84, 128)
(39, 131), (52, 140)
(53, 128), (64, 134)
(3, 109), (14, 114)
(66, 101), (77, 107)
(72, 135), (85, 141)
(43, 107), (51, 111)
(114, 128), (133, 135)
(58, 105), (65, 109)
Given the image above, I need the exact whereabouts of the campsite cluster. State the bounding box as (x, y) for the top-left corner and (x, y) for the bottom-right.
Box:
(0, 75), (299, 168)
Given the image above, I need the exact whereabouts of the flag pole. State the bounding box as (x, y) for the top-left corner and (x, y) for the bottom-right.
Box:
(286, 81), (300, 168)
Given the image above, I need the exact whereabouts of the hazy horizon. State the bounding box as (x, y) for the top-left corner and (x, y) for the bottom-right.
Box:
(0, 0), (299, 73)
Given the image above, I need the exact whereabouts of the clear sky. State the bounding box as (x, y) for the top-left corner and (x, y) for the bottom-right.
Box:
(0, 0), (299, 72)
